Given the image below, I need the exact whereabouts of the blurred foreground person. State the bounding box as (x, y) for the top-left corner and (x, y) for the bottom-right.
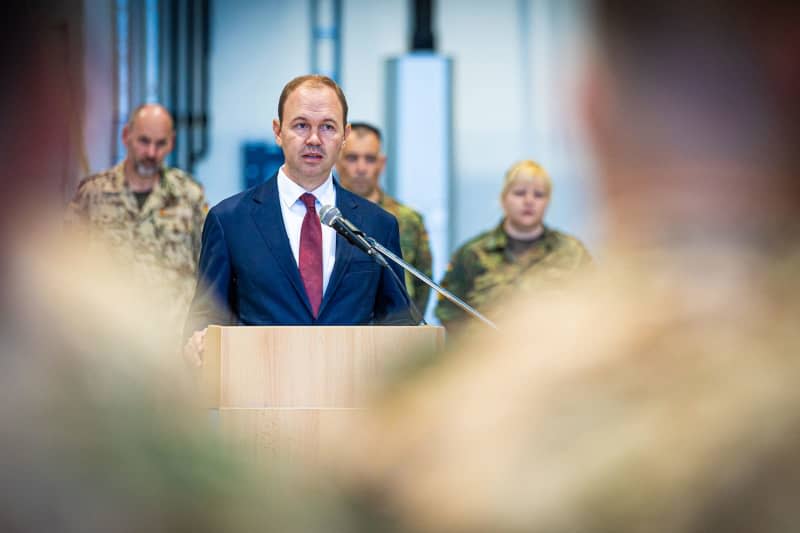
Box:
(3, 239), (361, 533)
(328, 2), (800, 533)
(435, 160), (591, 332)
(336, 122), (433, 314)
(65, 104), (208, 339)
(0, 7), (359, 532)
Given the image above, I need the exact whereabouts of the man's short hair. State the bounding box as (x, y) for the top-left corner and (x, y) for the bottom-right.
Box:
(349, 122), (382, 142)
(126, 103), (174, 130)
(277, 75), (349, 125)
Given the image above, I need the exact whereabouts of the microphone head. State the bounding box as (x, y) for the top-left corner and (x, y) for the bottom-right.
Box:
(319, 205), (341, 226)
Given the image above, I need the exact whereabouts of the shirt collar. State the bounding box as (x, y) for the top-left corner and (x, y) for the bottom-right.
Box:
(484, 220), (552, 252)
(277, 166), (335, 209)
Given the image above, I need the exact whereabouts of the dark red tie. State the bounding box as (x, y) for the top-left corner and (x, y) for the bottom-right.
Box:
(298, 193), (323, 317)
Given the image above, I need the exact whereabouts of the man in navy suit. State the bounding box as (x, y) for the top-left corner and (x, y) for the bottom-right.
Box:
(183, 75), (413, 365)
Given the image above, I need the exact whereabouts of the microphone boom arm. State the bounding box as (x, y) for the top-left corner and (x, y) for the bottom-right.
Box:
(366, 237), (498, 330)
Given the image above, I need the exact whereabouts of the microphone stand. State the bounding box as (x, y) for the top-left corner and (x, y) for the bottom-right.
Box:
(379, 255), (426, 326)
(366, 237), (498, 330)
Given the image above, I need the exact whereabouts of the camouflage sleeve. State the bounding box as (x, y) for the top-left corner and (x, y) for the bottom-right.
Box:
(564, 235), (593, 269)
(63, 179), (91, 237)
(552, 231), (593, 272)
(410, 214), (433, 314)
(434, 244), (480, 329)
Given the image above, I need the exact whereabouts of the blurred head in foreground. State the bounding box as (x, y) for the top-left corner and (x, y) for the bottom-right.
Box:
(0, 6), (354, 532)
(583, 1), (800, 248)
(330, 2), (800, 533)
(1, 240), (363, 533)
(0, 1), (83, 253)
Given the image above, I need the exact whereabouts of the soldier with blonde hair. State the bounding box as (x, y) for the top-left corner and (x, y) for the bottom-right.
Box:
(435, 159), (591, 332)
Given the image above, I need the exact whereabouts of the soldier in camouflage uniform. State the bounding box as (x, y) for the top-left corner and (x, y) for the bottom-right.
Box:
(65, 104), (208, 333)
(336, 122), (433, 314)
(435, 160), (591, 331)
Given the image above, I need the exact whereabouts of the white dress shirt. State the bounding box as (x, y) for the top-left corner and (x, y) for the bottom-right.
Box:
(276, 167), (337, 294)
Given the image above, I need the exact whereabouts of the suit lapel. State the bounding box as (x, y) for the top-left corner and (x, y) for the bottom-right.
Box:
(317, 185), (361, 317)
(249, 177), (313, 315)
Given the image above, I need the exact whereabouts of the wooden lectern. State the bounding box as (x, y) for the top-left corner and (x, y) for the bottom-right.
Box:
(201, 325), (444, 463)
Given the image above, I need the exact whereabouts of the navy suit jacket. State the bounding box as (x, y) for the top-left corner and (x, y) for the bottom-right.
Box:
(185, 175), (413, 333)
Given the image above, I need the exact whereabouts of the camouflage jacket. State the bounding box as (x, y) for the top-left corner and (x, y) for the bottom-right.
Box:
(379, 192), (433, 314)
(435, 222), (591, 329)
(65, 162), (208, 326)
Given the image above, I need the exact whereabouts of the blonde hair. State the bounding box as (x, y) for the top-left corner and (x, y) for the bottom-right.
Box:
(501, 160), (552, 199)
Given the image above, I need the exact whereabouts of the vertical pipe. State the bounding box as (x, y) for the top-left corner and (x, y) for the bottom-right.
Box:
(169, 0), (179, 167)
(186, 0), (195, 171)
(145, 0), (159, 102)
(332, 0), (341, 84)
(128, 0), (146, 105)
(411, 0), (434, 51)
(115, 0), (129, 163)
(196, 0), (210, 165)
(310, 0), (341, 82)
(310, 0), (318, 77)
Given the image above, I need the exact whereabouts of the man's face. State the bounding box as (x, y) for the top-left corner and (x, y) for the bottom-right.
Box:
(122, 111), (174, 177)
(336, 131), (385, 198)
(273, 84), (349, 187)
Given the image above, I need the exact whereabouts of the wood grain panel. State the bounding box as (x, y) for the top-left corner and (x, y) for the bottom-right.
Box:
(202, 326), (444, 409)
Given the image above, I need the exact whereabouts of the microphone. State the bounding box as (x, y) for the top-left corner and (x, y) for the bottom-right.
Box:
(319, 205), (387, 266)
(320, 207), (495, 329)
(320, 204), (424, 324)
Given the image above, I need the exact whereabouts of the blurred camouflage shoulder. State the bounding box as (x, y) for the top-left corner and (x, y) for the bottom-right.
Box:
(543, 228), (593, 267)
(436, 224), (591, 328)
(380, 194), (424, 226)
(380, 193), (433, 311)
(379, 194), (429, 254)
(161, 166), (206, 203)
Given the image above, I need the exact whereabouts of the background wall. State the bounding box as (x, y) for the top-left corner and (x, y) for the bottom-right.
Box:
(193, 0), (601, 253)
(438, 0), (600, 248)
(83, 0), (603, 272)
(83, 0), (116, 178)
(193, 0), (312, 205)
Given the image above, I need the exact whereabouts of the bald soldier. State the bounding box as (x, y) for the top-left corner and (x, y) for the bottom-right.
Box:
(336, 123), (433, 314)
(65, 104), (208, 331)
